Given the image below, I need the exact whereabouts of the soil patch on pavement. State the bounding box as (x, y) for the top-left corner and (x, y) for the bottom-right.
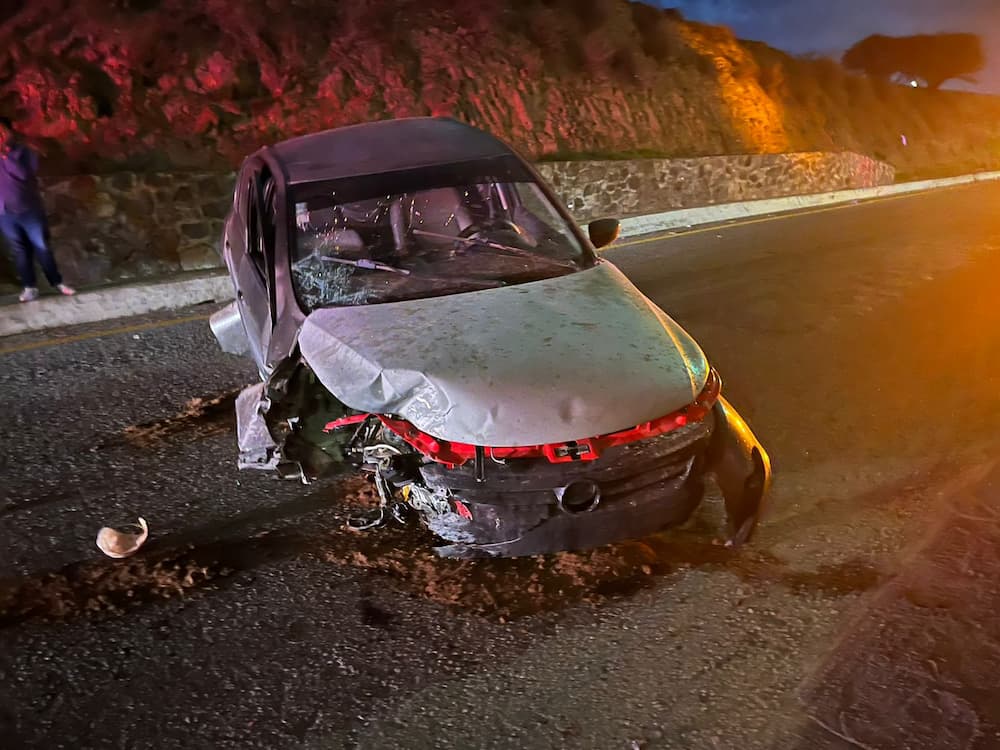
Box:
(325, 526), (881, 621)
(0, 475), (882, 628)
(96, 388), (243, 449)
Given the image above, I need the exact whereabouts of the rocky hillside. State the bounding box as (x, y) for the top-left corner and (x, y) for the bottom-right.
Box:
(1, 0), (998, 179)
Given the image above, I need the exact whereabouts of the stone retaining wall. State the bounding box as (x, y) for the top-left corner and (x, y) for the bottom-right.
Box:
(535, 152), (895, 222)
(0, 151), (893, 287)
(34, 171), (234, 287)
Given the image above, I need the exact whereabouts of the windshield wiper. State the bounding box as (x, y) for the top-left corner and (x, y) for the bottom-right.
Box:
(317, 254), (504, 289)
(411, 229), (533, 256)
(411, 229), (577, 269)
(320, 256), (411, 275)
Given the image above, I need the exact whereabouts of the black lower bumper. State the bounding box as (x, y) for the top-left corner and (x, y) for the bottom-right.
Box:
(420, 419), (714, 558)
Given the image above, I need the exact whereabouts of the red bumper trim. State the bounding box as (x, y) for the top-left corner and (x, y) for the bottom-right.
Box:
(368, 369), (722, 468)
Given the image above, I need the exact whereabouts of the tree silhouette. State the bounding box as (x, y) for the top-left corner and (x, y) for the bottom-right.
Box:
(842, 33), (984, 89)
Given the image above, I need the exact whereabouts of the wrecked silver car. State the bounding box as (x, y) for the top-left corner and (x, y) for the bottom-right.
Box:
(211, 117), (770, 557)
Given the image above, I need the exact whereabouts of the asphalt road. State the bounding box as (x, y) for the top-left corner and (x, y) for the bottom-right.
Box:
(1, 182), (999, 749)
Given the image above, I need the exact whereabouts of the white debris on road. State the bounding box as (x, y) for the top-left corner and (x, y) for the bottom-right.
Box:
(96, 517), (149, 559)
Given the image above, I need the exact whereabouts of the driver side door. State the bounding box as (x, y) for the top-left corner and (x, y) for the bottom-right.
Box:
(233, 170), (275, 376)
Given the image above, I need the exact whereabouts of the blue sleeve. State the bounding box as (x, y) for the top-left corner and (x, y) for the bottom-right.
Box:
(2, 146), (37, 179)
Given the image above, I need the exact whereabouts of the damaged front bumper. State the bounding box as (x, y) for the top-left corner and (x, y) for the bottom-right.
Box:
(408, 398), (769, 558)
(709, 395), (771, 546)
(417, 420), (711, 558)
(232, 361), (771, 557)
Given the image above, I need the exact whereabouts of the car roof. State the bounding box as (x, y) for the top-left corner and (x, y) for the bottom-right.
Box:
(264, 117), (516, 185)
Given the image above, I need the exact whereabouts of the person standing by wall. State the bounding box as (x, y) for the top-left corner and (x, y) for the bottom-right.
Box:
(0, 116), (74, 302)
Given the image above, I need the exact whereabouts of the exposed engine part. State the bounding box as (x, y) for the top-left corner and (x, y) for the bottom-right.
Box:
(405, 484), (453, 519)
(346, 500), (411, 531)
(233, 359), (361, 480)
(368, 444), (401, 510)
(345, 437), (420, 530)
(474, 445), (486, 483)
(362, 443), (403, 469)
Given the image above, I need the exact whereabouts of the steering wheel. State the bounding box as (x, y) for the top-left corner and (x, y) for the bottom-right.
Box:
(459, 218), (523, 239)
(455, 219), (536, 259)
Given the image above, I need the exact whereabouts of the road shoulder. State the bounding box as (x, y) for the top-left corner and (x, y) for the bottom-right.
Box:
(791, 460), (1000, 750)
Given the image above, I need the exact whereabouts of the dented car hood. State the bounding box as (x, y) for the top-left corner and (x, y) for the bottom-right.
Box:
(297, 262), (709, 446)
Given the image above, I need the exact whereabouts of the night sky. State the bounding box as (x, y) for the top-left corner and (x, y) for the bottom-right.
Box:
(658, 0), (1000, 94)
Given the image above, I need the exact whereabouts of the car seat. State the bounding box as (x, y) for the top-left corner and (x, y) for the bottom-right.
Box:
(406, 187), (474, 237)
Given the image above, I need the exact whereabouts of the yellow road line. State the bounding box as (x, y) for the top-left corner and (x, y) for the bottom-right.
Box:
(0, 312), (212, 355)
(611, 191), (916, 249)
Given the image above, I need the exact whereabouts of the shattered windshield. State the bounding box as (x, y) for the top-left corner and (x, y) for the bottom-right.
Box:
(289, 156), (591, 310)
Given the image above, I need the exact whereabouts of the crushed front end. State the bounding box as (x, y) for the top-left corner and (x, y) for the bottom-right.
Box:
(409, 418), (712, 558)
(233, 363), (770, 557)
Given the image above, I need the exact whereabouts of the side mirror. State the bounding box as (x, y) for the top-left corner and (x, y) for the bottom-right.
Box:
(588, 218), (621, 249)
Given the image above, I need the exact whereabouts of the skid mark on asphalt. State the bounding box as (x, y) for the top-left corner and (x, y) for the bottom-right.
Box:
(1, 389), (243, 517)
(0, 485), (99, 519)
(94, 387), (243, 450)
(0, 477), (882, 628)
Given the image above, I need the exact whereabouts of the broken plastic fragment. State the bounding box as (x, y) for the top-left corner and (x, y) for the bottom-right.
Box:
(323, 413), (370, 433)
(96, 517), (149, 559)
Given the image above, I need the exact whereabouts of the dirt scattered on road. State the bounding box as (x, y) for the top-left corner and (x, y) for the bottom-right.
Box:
(0, 517), (880, 629)
(0, 477), (883, 628)
(322, 520), (882, 620)
(96, 388), (243, 449)
(0, 530), (307, 627)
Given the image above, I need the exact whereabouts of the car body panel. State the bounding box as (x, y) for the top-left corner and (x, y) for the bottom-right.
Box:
(297, 261), (709, 446)
(223, 154), (302, 376)
(708, 395), (772, 543)
(209, 301), (251, 356)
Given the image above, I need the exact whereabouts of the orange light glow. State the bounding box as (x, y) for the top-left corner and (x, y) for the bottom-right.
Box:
(677, 24), (791, 153)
